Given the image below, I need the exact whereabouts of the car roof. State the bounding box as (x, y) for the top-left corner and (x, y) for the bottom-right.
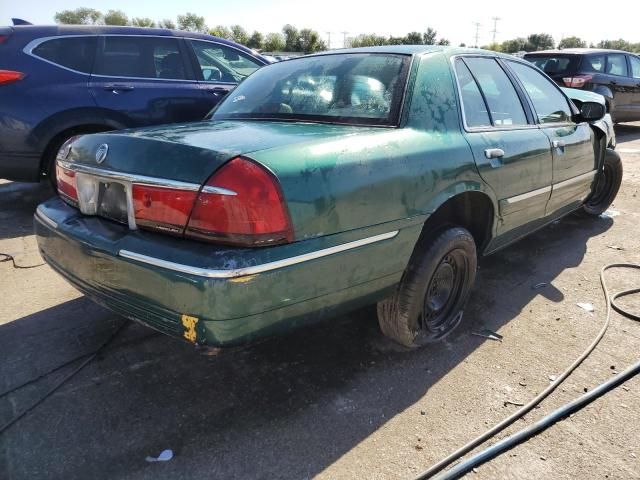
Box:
(6, 24), (266, 60)
(525, 48), (631, 55)
(305, 45), (528, 60)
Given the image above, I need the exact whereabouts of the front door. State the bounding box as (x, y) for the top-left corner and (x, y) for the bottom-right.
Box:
(505, 60), (595, 215)
(89, 35), (210, 127)
(454, 57), (553, 239)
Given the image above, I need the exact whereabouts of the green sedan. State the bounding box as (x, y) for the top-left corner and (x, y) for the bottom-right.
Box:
(35, 46), (622, 349)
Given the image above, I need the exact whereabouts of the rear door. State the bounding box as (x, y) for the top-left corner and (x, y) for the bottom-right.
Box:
(89, 35), (210, 126)
(454, 57), (553, 240)
(505, 60), (594, 215)
(625, 54), (640, 120)
(604, 53), (635, 119)
(186, 39), (265, 115)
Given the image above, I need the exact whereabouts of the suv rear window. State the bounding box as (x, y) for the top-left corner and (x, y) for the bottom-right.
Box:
(32, 37), (97, 73)
(524, 54), (580, 76)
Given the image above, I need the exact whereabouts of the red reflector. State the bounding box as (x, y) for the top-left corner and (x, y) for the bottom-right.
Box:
(562, 74), (592, 88)
(0, 35), (8, 44)
(132, 184), (198, 235)
(186, 157), (293, 247)
(56, 164), (78, 203)
(0, 70), (24, 85)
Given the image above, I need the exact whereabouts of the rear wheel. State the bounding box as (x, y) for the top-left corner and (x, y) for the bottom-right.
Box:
(580, 149), (622, 216)
(377, 227), (477, 348)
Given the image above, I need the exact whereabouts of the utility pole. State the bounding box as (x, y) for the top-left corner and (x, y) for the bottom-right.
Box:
(472, 22), (481, 48)
(326, 31), (331, 49)
(341, 31), (349, 48)
(491, 17), (500, 44)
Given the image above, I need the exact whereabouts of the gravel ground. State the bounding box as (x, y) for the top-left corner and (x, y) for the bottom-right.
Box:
(1, 124), (639, 480)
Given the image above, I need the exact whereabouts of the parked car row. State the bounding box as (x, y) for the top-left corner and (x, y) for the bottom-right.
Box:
(34, 46), (622, 349)
(0, 25), (268, 183)
(524, 48), (640, 123)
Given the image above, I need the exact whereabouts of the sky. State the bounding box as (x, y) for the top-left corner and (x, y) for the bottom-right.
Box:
(2, 0), (639, 48)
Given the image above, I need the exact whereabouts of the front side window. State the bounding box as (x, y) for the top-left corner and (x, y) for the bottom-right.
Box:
(630, 55), (640, 79)
(190, 41), (262, 83)
(606, 54), (628, 76)
(507, 61), (572, 124)
(32, 36), (97, 73)
(524, 55), (580, 76)
(212, 53), (411, 126)
(454, 59), (491, 128)
(463, 57), (528, 127)
(94, 36), (187, 80)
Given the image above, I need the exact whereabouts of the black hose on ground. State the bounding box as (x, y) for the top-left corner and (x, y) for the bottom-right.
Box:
(415, 263), (640, 479)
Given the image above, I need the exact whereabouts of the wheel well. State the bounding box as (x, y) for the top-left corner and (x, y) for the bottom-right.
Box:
(421, 192), (495, 253)
(40, 124), (114, 176)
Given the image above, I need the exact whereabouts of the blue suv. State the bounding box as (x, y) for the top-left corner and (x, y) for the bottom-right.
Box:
(0, 25), (268, 184)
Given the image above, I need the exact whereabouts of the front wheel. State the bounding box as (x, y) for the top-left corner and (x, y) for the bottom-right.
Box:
(580, 149), (623, 216)
(377, 227), (477, 348)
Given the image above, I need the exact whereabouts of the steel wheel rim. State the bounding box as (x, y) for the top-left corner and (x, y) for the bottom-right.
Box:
(419, 249), (467, 341)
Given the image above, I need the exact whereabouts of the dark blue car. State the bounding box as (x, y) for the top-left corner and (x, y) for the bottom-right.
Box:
(0, 25), (268, 183)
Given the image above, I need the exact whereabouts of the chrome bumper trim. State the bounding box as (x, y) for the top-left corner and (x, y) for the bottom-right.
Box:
(35, 207), (58, 229)
(118, 230), (399, 279)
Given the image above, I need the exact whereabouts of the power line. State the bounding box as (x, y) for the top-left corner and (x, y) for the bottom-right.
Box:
(341, 31), (349, 48)
(491, 16), (501, 44)
(326, 31), (331, 49)
(472, 22), (481, 48)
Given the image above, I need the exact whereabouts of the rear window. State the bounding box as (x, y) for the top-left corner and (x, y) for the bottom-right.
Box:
(524, 54), (580, 75)
(32, 37), (97, 73)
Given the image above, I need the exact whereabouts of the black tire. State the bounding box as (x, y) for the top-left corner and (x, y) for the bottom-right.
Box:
(377, 227), (477, 348)
(580, 148), (623, 217)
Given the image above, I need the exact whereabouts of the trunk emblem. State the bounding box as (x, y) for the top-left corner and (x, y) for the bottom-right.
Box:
(95, 144), (109, 164)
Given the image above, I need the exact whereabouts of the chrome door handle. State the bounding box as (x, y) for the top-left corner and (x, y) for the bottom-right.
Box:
(552, 140), (565, 148)
(484, 148), (505, 159)
(104, 85), (135, 93)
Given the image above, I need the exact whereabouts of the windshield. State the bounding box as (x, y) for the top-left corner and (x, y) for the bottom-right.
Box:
(212, 53), (411, 126)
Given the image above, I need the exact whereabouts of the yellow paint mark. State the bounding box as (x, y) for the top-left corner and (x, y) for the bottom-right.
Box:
(181, 314), (199, 343)
(229, 274), (257, 283)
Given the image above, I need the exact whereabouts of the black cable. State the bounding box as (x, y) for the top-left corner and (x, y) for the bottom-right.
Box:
(0, 253), (45, 269)
(0, 321), (129, 435)
(416, 263), (640, 479)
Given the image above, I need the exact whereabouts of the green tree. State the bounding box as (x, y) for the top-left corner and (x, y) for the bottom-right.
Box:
(481, 42), (503, 52)
(247, 31), (264, 50)
(298, 28), (326, 53)
(404, 32), (423, 45)
(282, 24), (300, 51)
(459, 43), (467, 48)
(177, 12), (207, 32)
(103, 10), (128, 26)
(597, 39), (631, 50)
(500, 37), (527, 53)
(263, 32), (285, 52)
(558, 36), (586, 49)
(159, 19), (176, 29)
(526, 33), (554, 51)
(350, 34), (388, 48)
(437, 38), (451, 46)
(131, 18), (155, 28)
(54, 7), (102, 25)
(423, 27), (438, 45)
(230, 25), (249, 45)
(210, 25), (232, 39)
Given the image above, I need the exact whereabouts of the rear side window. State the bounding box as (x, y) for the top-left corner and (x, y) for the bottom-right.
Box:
(630, 56), (640, 79)
(463, 57), (528, 127)
(606, 54), (628, 76)
(454, 59), (491, 128)
(582, 54), (606, 73)
(94, 36), (187, 80)
(524, 55), (579, 76)
(507, 61), (572, 124)
(32, 37), (97, 73)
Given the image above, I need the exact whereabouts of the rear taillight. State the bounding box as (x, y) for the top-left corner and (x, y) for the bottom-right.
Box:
(186, 157), (293, 247)
(132, 185), (198, 235)
(56, 164), (78, 203)
(562, 74), (592, 88)
(0, 35), (8, 44)
(0, 70), (24, 85)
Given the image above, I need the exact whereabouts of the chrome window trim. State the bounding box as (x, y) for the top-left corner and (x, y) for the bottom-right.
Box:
(35, 207), (58, 229)
(553, 170), (597, 190)
(118, 230), (399, 279)
(23, 34), (258, 83)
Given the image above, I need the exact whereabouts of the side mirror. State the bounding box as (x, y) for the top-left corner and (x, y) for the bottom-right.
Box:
(576, 101), (605, 122)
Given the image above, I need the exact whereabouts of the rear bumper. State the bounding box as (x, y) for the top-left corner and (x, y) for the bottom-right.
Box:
(35, 198), (421, 347)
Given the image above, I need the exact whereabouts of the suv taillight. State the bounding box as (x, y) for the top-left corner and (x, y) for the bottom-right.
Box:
(562, 74), (593, 88)
(0, 70), (24, 85)
(0, 35), (8, 44)
(186, 157), (293, 247)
